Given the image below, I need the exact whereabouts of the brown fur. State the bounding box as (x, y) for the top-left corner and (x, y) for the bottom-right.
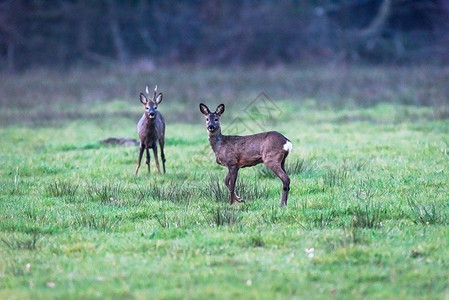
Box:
(200, 103), (291, 205)
(136, 86), (166, 175)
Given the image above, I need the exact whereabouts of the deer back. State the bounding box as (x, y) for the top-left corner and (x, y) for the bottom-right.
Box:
(216, 131), (288, 168)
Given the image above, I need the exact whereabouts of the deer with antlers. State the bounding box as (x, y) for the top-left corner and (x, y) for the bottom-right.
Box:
(136, 85), (166, 175)
(199, 103), (292, 206)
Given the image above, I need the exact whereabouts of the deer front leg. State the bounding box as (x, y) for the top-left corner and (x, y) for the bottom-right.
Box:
(152, 144), (161, 173)
(225, 167), (243, 204)
(136, 146), (145, 175)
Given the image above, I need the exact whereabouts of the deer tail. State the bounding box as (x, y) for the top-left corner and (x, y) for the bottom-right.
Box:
(283, 140), (293, 153)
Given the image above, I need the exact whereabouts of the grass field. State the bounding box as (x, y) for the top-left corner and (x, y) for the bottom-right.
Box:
(0, 65), (448, 299)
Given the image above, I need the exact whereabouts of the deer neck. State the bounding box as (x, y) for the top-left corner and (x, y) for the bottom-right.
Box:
(208, 129), (224, 153)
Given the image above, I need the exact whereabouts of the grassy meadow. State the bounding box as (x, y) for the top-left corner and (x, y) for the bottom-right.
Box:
(0, 65), (448, 299)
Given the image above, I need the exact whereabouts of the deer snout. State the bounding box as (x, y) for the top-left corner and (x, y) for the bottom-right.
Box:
(149, 111), (156, 118)
(207, 125), (216, 132)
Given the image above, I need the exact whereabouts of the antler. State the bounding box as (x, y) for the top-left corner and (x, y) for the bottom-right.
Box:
(145, 85), (158, 100)
(145, 85), (157, 100)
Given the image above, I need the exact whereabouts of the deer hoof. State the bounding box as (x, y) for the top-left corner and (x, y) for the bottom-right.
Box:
(235, 195), (244, 203)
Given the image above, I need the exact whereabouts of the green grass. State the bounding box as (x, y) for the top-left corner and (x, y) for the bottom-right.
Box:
(0, 66), (448, 299)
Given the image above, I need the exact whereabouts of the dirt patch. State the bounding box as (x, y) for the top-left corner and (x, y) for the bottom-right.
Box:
(101, 137), (139, 146)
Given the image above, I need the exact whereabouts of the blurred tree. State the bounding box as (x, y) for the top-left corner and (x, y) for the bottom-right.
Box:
(106, 0), (130, 63)
(0, 0), (27, 72)
(0, 0), (447, 71)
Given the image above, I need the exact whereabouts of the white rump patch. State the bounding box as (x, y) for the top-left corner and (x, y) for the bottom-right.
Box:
(283, 141), (293, 152)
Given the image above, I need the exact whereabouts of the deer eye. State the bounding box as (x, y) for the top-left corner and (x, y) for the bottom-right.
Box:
(206, 118), (209, 121)
(214, 118), (219, 122)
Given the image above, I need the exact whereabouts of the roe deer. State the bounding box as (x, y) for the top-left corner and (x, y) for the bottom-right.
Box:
(136, 85), (166, 175)
(199, 103), (292, 206)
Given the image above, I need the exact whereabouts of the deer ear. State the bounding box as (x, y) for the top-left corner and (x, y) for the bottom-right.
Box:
(155, 93), (163, 104)
(140, 93), (147, 104)
(215, 104), (225, 116)
(199, 103), (210, 115)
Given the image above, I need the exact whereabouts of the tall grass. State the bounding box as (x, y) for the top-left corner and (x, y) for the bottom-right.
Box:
(408, 198), (449, 225)
(45, 179), (79, 202)
(203, 175), (269, 203)
(258, 158), (315, 178)
(1, 232), (41, 251)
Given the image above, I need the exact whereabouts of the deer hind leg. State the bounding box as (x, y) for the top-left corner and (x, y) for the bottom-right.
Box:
(225, 167), (242, 204)
(145, 147), (151, 173)
(159, 138), (166, 173)
(152, 144), (161, 173)
(136, 146), (145, 175)
(265, 158), (290, 206)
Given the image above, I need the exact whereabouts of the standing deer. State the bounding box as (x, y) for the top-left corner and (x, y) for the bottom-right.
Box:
(199, 103), (292, 206)
(136, 85), (166, 175)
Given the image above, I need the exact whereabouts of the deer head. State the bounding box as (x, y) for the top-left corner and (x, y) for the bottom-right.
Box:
(199, 103), (225, 134)
(140, 85), (163, 119)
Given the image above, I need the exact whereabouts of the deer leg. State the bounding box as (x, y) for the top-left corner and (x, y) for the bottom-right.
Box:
(146, 147), (151, 173)
(152, 144), (161, 173)
(280, 156), (290, 206)
(226, 167), (242, 204)
(136, 146), (145, 175)
(224, 172), (231, 195)
(265, 161), (290, 206)
(159, 138), (166, 174)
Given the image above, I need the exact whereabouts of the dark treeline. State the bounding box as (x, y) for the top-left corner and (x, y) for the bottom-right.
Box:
(1, 0), (448, 71)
